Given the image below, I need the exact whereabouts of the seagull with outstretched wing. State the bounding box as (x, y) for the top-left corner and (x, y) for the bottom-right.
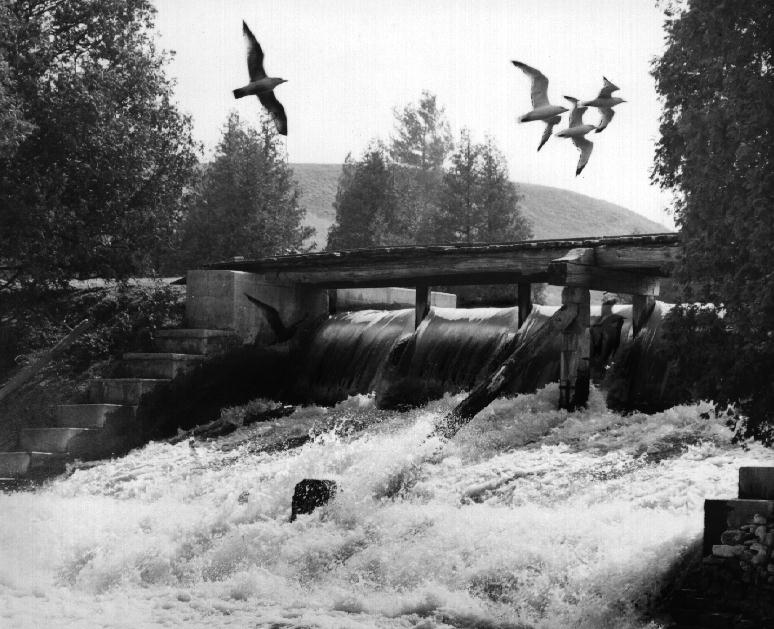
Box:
(555, 97), (596, 176)
(244, 293), (306, 343)
(580, 77), (625, 133)
(511, 60), (568, 151)
(233, 21), (288, 135)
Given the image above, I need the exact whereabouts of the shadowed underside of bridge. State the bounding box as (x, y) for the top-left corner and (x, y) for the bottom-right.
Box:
(193, 232), (680, 410)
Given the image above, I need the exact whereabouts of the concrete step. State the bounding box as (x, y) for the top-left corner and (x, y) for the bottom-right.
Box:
(55, 404), (137, 428)
(120, 353), (206, 379)
(153, 329), (239, 356)
(87, 378), (169, 404)
(19, 427), (98, 454)
(0, 451), (67, 477)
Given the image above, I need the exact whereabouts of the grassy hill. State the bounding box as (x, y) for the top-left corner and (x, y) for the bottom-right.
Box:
(290, 163), (670, 249)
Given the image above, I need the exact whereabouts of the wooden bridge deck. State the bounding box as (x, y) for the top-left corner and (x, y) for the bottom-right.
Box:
(203, 232), (680, 290)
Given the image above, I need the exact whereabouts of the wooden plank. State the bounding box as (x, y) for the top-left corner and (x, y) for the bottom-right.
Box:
(549, 262), (660, 295)
(415, 284), (431, 329)
(434, 301), (580, 439)
(632, 294), (656, 335)
(202, 234), (680, 288)
(517, 281), (533, 328)
(559, 287), (590, 410)
(0, 319), (92, 404)
(327, 288), (338, 315)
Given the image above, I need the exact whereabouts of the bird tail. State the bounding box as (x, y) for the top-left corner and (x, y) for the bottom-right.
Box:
(233, 87), (248, 99)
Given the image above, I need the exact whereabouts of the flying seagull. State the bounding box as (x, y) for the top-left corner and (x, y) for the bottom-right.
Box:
(511, 60), (569, 151)
(555, 97), (595, 176)
(233, 21), (288, 135)
(580, 77), (625, 133)
(244, 293), (306, 343)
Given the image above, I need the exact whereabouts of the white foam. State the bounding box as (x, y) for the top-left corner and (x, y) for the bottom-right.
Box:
(2, 388), (769, 628)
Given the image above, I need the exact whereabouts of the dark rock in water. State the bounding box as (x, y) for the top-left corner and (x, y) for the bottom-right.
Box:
(290, 479), (337, 522)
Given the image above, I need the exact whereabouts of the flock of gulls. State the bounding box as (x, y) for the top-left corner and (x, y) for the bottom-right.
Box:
(232, 22), (626, 176)
(512, 60), (625, 175)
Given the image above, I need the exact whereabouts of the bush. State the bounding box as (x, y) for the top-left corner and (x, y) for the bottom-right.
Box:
(631, 304), (774, 443)
(0, 282), (184, 378)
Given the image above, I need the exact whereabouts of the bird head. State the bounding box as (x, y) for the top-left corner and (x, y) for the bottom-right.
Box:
(612, 97), (626, 105)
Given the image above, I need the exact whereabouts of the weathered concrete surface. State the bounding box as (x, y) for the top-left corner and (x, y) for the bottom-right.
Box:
(121, 353), (206, 379)
(153, 329), (239, 355)
(87, 378), (169, 405)
(19, 427), (96, 454)
(186, 270), (328, 344)
(739, 467), (774, 500)
(55, 404), (137, 429)
(0, 452), (66, 477)
(335, 287), (457, 311)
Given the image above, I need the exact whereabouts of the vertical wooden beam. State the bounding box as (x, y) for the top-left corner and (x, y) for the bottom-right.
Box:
(559, 286), (591, 410)
(632, 294), (656, 336)
(327, 289), (337, 315)
(415, 284), (431, 329)
(517, 281), (533, 328)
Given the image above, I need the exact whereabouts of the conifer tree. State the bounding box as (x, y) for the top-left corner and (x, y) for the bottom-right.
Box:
(326, 145), (398, 250)
(179, 112), (313, 265)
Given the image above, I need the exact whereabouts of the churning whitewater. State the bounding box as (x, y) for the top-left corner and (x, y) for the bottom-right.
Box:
(1, 386), (771, 629)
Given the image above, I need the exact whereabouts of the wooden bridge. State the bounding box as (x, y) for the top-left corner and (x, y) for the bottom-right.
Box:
(194, 232), (680, 410)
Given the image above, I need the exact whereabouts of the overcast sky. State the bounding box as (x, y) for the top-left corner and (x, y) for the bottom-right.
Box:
(152, 0), (675, 229)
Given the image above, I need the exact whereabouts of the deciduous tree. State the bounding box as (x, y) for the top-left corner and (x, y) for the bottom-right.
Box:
(0, 0), (199, 286)
(652, 0), (774, 434)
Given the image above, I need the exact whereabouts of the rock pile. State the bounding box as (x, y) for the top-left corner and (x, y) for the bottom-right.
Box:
(711, 512), (774, 586)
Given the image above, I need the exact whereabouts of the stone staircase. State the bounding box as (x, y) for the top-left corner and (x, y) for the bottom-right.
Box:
(0, 329), (239, 488)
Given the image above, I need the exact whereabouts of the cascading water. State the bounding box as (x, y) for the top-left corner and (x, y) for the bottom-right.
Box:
(1, 387), (770, 629)
(3, 299), (753, 629)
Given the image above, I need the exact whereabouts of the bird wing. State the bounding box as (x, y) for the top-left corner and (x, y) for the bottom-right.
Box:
(595, 107), (615, 132)
(597, 77), (619, 99)
(258, 91), (287, 135)
(572, 136), (593, 176)
(568, 104), (587, 128)
(244, 292), (287, 336)
(243, 21), (266, 81)
(512, 60), (550, 108)
(537, 115), (561, 151)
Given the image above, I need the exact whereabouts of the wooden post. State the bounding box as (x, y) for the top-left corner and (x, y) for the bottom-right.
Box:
(327, 288), (337, 315)
(415, 284), (431, 329)
(517, 281), (533, 328)
(559, 286), (591, 410)
(632, 294), (656, 336)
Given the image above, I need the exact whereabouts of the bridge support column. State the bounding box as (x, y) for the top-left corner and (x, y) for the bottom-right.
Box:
(415, 284), (431, 329)
(517, 281), (532, 328)
(186, 270), (328, 346)
(559, 286), (591, 410)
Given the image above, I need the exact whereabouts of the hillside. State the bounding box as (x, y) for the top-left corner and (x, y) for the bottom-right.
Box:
(290, 163), (670, 249)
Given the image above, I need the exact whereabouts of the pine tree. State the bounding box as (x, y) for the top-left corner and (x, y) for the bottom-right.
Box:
(178, 112), (313, 266)
(390, 92), (453, 244)
(431, 130), (532, 244)
(326, 145), (398, 250)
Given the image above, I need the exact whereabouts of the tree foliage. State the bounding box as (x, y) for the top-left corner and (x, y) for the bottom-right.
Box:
(0, 0), (199, 286)
(389, 91), (453, 244)
(432, 131), (531, 244)
(178, 112), (313, 265)
(652, 0), (774, 434)
(326, 145), (399, 250)
(390, 91), (452, 171)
